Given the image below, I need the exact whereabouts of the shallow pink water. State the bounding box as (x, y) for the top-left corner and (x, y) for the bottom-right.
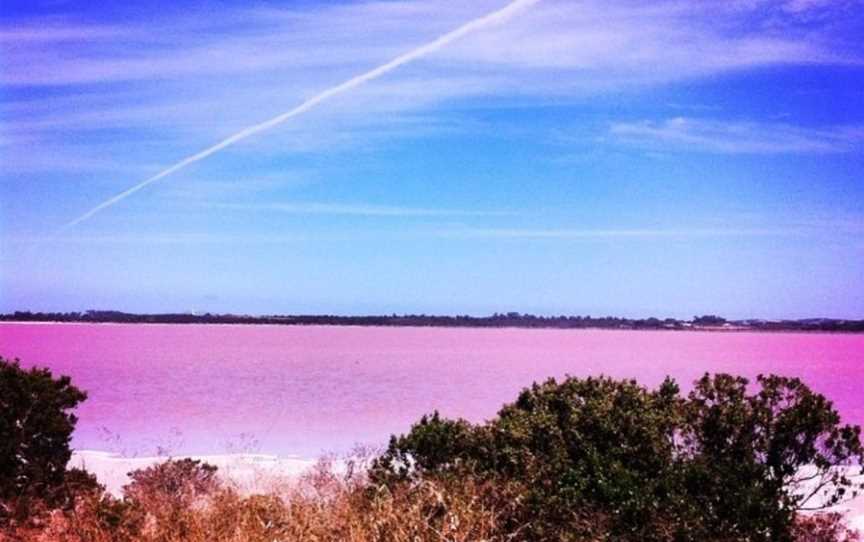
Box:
(1, 323), (862, 457)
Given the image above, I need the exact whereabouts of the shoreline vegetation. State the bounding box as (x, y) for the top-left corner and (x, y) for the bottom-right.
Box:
(3, 310), (864, 333)
(3, 355), (864, 540)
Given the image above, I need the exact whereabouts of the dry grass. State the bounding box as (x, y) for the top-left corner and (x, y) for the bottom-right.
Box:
(1, 456), (533, 542)
(1, 456), (859, 542)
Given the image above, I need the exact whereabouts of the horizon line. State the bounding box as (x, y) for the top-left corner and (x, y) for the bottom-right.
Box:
(2, 309), (861, 324)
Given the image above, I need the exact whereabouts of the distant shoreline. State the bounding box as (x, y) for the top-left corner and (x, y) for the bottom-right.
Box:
(3, 311), (863, 333)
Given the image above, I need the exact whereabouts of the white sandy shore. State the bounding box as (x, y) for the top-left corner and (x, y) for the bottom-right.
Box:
(827, 497), (864, 532)
(791, 465), (864, 532)
(69, 451), (314, 496)
(70, 451), (864, 532)
(844, 503), (864, 532)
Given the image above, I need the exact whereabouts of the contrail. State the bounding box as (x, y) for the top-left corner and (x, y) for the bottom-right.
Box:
(61, 0), (541, 231)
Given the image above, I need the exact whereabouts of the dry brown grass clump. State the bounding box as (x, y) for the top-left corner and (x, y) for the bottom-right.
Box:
(1, 456), (536, 542)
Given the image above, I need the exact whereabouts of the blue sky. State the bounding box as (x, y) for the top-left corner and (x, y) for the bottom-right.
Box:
(1, 0), (863, 318)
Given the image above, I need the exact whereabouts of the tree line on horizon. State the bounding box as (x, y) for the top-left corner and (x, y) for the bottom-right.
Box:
(3, 310), (864, 332)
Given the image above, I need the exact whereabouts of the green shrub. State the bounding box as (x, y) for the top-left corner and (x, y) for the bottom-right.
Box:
(0, 356), (89, 522)
(372, 374), (864, 541)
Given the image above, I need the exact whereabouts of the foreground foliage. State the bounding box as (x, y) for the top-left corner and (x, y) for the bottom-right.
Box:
(0, 357), (93, 521)
(1, 457), (524, 542)
(372, 374), (864, 541)
(2, 457), (861, 542)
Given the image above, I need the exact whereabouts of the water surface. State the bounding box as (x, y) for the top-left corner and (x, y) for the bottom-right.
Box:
(1, 323), (861, 457)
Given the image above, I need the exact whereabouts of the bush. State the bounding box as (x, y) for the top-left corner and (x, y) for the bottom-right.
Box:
(680, 374), (864, 538)
(372, 374), (864, 541)
(0, 356), (89, 522)
(123, 458), (220, 508)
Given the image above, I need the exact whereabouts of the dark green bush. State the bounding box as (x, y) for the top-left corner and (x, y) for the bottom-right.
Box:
(0, 356), (90, 521)
(372, 374), (864, 541)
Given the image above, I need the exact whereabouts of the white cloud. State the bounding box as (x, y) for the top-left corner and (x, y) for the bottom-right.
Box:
(608, 117), (864, 154)
(5, 233), (315, 246)
(156, 174), (316, 201)
(2, 225), (809, 247)
(4, 1), (855, 87)
(781, 0), (861, 14)
(2, 0), (861, 176)
(0, 23), (129, 44)
(435, 226), (796, 239)
(3, 0), (858, 95)
(212, 202), (512, 218)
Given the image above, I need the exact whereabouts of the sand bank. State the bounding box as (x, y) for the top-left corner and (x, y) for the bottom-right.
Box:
(69, 450), (314, 496)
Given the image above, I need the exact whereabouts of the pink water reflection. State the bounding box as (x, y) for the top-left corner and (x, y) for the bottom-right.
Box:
(1, 323), (862, 457)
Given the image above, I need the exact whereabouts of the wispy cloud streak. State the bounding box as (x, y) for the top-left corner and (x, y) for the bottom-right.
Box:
(438, 227), (801, 239)
(10, 226), (807, 247)
(60, 0), (540, 231)
(213, 202), (512, 217)
(609, 117), (864, 154)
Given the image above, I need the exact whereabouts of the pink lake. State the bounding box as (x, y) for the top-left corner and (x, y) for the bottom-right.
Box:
(1, 323), (862, 458)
